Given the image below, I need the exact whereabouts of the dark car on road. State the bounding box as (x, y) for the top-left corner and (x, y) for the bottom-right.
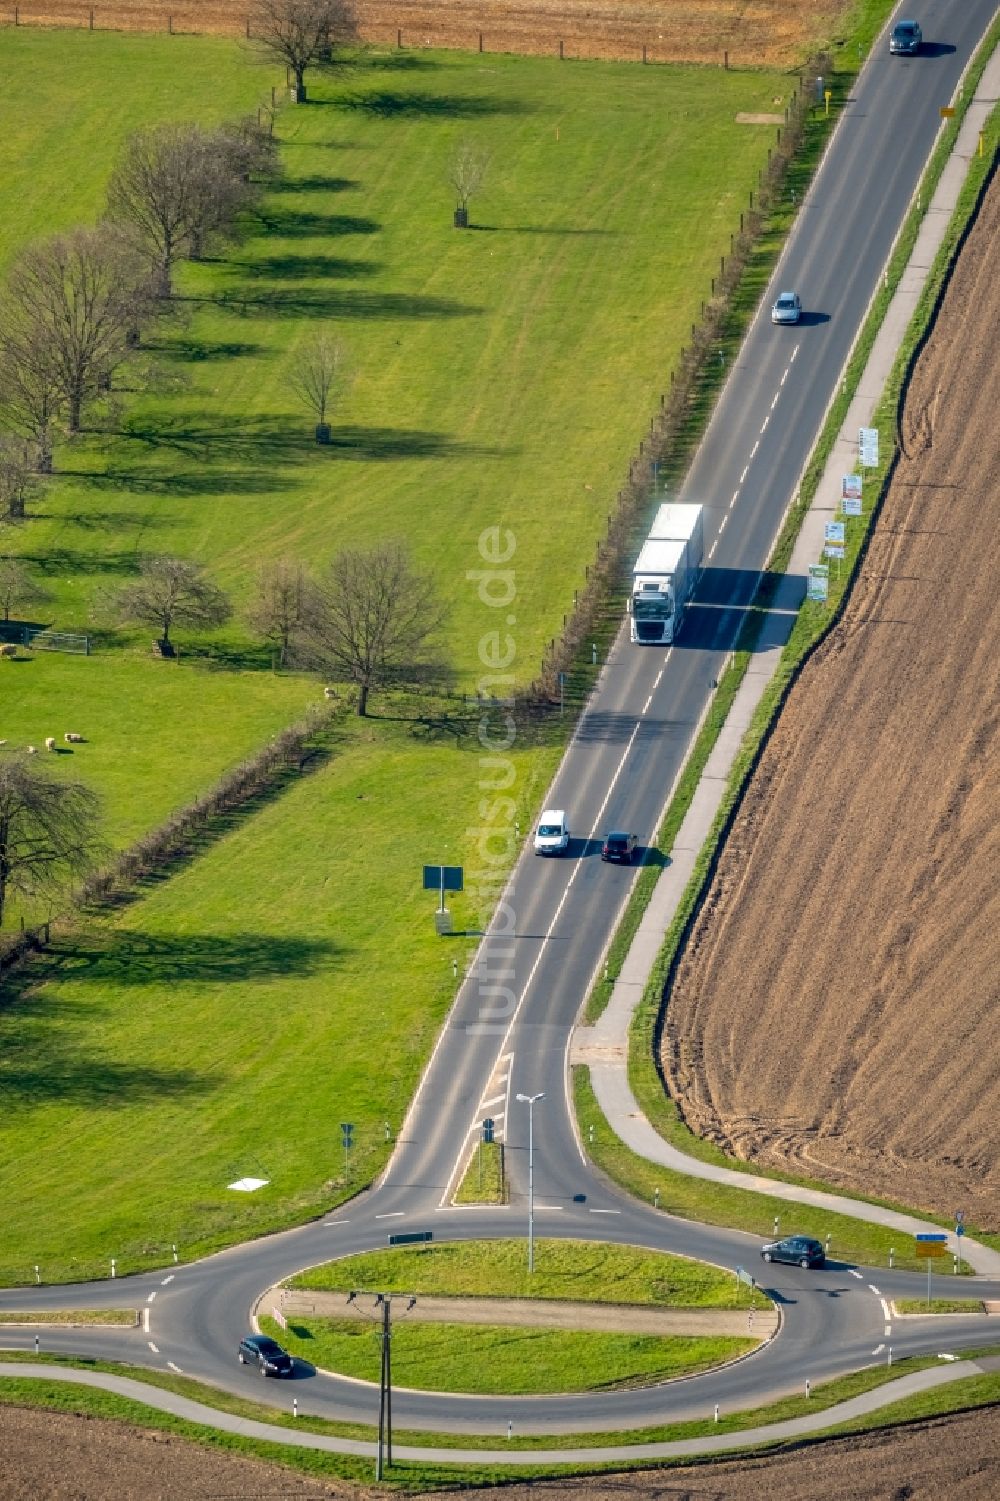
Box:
(760, 1235), (825, 1268)
(601, 831), (639, 864)
(889, 20), (922, 54)
(238, 1334), (294, 1376)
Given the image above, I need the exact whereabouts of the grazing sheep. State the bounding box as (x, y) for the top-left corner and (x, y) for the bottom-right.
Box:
(64, 732), (85, 744)
(0, 643), (17, 659)
(44, 736), (56, 752)
(26, 745), (37, 754)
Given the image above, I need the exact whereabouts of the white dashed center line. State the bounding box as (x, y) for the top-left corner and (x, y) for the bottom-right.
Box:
(868, 1285), (881, 1296)
(589, 1208), (621, 1215)
(147, 1341), (159, 1353)
(760, 414), (770, 434)
(740, 466), (749, 483)
(872, 1342), (885, 1356)
(146, 1291), (156, 1303)
(167, 1361), (183, 1374)
(642, 692), (654, 714)
(750, 439), (759, 458)
(160, 1275), (174, 1286)
(790, 342), (800, 362)
(780, 367), (789, 386)
(850, 1269), (864, 1279)
(771, 391), (780, 410)
(375, 1212), (404, 1220)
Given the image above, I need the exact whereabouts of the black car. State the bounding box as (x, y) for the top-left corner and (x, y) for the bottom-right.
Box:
(760, 1235), (825, 1269)
(238, 1334), (294, 1376)
(889, 20), (922, 54)
(601, 831), (639, 863)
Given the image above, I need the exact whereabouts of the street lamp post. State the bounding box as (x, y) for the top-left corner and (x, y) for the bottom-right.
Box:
(515, 1091), (544, 1273)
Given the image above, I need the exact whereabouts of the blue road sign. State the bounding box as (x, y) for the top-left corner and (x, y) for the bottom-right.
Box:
(423, 864), (464, 892)
(956, 1224), (965, 1237)
(915, 1233), (947, 1242)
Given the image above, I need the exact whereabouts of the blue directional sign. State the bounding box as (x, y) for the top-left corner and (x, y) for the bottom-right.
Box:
(915, 1233), (947, 1241)
(956, 1224), (965, 1237)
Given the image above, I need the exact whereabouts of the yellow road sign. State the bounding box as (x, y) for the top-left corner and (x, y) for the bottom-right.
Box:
(940, 106), (956, 118)
(915, 1241), (949, 1258)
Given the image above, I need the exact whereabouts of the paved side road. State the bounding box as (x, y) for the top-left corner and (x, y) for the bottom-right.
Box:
(573, 41), (1000, 1282)
(0, 1357), (995, 1464)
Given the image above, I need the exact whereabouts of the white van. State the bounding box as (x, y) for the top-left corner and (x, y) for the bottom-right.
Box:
(534, 809), (570, 855)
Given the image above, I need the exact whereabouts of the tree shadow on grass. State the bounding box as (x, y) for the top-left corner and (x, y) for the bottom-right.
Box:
(143, 336), (267, 363)
(337, 89), (537, 119)
(70, 465), (296, 499)
(324, 424), (508, 460)
(257, 208), (380, 238)
(0, 931), (340, 1107)
(266, 174), (361, 194)
(116, 413), (309, 463)
(232, 252), (379, 281)
(18, 547), (145, 579)
(214, 285), (481, 321)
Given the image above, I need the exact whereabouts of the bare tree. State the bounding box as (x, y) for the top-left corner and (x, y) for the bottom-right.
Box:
(0, 438), (39, 521)
(0, 326), (66, 473)
(4, 229), (152, 434)
(110, 555), (232, 654)
(246, 558), (310, 666)
(107, 124), (262, 296)
(0, 557), (52, 621)
(288, 334), (349, 440)
(448, 141), (490, 227)
(248, 0), (357, 103)
(0, 756), (103, 929)
(298, 542), (446, 715)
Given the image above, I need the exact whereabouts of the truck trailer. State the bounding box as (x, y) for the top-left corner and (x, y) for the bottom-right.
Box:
(629, 503), (703, 644)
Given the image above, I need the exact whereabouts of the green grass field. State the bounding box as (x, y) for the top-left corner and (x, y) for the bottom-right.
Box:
(290, 1238), (768, 1308)
(0, 27), (787, 1281)
(263, 1313), (750, 1395)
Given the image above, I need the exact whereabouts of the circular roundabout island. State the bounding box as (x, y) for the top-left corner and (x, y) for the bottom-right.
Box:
(261, 1238), (774, 1396)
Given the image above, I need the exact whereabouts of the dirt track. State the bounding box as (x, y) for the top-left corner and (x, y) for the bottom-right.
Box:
(662, 171), (1000, 1228)
(1, 1398), (998, 1498)
(0, 1), (843, 68)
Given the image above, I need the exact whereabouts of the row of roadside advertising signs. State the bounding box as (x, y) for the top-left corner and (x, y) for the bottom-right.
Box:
(808, 432), (878, 601)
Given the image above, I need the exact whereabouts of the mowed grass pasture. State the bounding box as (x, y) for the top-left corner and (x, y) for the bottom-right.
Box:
(0, 28), (786, 1282)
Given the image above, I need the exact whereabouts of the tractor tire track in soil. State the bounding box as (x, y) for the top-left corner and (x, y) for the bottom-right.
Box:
(662, 169), (1000, 1228)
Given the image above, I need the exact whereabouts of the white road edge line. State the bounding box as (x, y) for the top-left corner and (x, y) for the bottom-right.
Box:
(142, 1307), (149, 1334)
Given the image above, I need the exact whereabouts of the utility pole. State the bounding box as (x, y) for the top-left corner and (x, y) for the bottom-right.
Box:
(346, 1289), (416, 1481)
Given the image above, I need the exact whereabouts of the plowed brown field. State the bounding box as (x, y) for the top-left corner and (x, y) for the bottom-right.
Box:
(0, 1), (844, 68)
(662, 171), (1000, 1228)
(1, 1398), (998, 1498)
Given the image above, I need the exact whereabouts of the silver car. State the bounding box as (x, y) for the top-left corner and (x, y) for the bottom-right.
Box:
(771, 291), (802, 325)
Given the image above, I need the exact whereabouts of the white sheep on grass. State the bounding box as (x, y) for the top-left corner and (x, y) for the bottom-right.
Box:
(64, 732), (85, 744)
(45, 737), (56, 752)
(26, 745), (37, 755)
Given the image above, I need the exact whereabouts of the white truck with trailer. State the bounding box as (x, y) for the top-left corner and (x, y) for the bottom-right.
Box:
(629, 503), (704, 644)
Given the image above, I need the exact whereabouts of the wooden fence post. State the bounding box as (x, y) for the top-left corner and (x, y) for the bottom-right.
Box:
(559, 39), (564, 59)
(479, 31), (483, 52)
(397, 27), (402, 47)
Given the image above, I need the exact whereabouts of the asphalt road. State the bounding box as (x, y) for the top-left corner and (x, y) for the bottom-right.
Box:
(2, 0), (996, 1448)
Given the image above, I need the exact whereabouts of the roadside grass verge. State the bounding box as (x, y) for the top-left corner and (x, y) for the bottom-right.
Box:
(454, 1140), (507, 1205)
(893, 1299), (987, 1316)
(0, 1310), (135, 1326)
(290, 1238), (769, 1309)
(263, 1314), (751, 1395)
